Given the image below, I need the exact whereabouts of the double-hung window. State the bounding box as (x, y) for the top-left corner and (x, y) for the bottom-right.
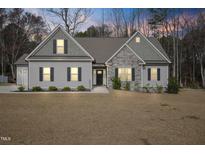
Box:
(148, 67), (160, 81)
(118, 68), (132, 81)
(43, 67), (51, 81)
(151, 67), (157, 80)
(67, 67), (81, 82)
(71, 67), (78, 81)
(56, 39), (64, 54)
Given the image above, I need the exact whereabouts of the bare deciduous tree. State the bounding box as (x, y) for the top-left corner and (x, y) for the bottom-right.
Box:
(1, 9), (47, 80)
(110, 9), (141, 37)
(110, 9), (123, 37)
(47, 8), (92, 35)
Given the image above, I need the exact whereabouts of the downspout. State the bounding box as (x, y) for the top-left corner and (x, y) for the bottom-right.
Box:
(141, 65), (144, 88)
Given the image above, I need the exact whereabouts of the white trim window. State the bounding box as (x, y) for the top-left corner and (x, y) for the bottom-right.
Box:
(43, 67), (50, 81)
(56, 39), (64, 54)
(151, 67), (157, 81)
(118, 68), (131, 81)
(135, 37), (140, 43)
(71, 67), (78, 81)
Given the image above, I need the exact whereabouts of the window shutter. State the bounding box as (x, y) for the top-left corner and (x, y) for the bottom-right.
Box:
(39, 67), (43, 81)
(51, 67), (54, 81)
(132, 68), (135, 81)
(115, 68), (118, 78)
(64, 39), (68, 54)
(53, 39), (56, 54)
(157, 68), (160, 81)
(148, 68), (151, 81)
(78, 67), (82, 81)
(67, 67), (71, 81)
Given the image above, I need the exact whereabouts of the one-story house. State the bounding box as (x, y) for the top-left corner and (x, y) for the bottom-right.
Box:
(15, 25), (171, 90)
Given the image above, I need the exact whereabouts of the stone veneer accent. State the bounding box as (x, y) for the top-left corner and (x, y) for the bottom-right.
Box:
(107, 46), (142, 90)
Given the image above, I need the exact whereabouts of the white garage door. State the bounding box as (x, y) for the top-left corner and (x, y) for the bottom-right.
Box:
(17, 67), (28, 89)
(22, 69), (28, 88)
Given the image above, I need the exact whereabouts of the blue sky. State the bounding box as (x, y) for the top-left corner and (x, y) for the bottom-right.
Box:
(25, 8), (204, 32)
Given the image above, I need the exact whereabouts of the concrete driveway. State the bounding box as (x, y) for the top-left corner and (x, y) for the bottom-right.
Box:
(0, 83), (18, 93)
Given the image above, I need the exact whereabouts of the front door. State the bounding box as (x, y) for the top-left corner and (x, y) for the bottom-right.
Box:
(96, 70), (103, 85)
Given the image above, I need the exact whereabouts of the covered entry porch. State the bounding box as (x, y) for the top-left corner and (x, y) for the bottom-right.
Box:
(92, 65), (107, 86)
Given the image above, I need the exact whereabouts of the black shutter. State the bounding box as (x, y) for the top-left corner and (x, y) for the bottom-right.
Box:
(51, 67), (54, 81)
(115, 68), (118, 78)
(157, 68), (160, 81)
(148, 68), (151, 81)
(78, 67), (81, 81)
(67, 67), (71, 81)
(64, 39), (68, 54)
(39, 67), (43, 81)
(132, 68), (135, 81)
(53, 39), (56, 54)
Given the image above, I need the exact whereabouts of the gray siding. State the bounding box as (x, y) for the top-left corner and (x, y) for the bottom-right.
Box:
(142, 65), (168, 87)
(107, 46), (142, 90)
(29, 61), (92, 89)
(33, 29), (89, 57)
(127, 33), (165, 61)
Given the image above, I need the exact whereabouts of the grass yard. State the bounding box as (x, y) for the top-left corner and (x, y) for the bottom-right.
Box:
(0, 89), (205, 144)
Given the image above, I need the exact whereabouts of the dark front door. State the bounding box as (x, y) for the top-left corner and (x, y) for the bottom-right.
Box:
(96, 70), (103, 85)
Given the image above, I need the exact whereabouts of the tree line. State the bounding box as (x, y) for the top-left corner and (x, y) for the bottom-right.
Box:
(0, 8), (47, 81)
(0, 8), (205, 88)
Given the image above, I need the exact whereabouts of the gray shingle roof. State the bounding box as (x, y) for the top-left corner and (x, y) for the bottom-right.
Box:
(15, 54), (28, 65)
(16, 36), (170, 65)
(75, 37), (128, 63)
(76, 37), (170, 64)
(147, 37), (170, 61)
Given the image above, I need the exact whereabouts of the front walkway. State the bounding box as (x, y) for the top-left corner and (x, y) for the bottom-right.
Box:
(91, 86), (109, 93)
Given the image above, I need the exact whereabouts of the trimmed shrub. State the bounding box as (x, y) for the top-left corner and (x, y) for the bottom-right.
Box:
(189, 81), (199, 89)
(18, 86), (25, 92)
(143, 83), (151, 93)
(167, 77), (179, 94)
(77, 85), (86, 91)
(124, 81), (130, 91)
(32, 86), (43, 92)
(48, 86), (58, 91)
(134, 83), (141, 91)
(62, 86), (71, 91)
(112, 77), (121, 90)
(156, 84), (163, 93)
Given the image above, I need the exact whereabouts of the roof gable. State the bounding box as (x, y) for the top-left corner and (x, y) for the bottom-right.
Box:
(105, 32), (171, 64)
(106, 43), (145, 64)
(26, 25), (94, 61)
(147, 37), (170, 60)
(127, 32), (171, 63)
(107, 45), (145, 65)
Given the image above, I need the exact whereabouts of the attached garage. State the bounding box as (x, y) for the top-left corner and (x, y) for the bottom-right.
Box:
(15, 54), (29, 89)
(16, 66), (28, 88)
